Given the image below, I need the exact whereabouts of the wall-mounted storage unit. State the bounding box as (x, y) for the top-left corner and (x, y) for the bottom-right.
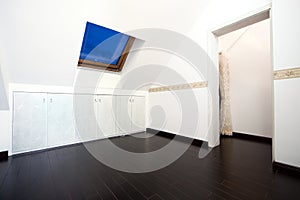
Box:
(95, 95), (118, 138)
(116, 96), (146, 135)
(47, 93), (77, 147)
(12, 92), (145, 154)
(13, 92), (48, 153)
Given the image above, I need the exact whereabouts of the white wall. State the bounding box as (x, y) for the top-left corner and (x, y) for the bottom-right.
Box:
(0, 65), (9, 110)
(218, 19), (272, 138)
(0, 54), (10, 152)
(274, 79), (300, 167)
(0, 0), (272, 150)
(272, 0), (300, 70)
(0, 111), (10, 152)
(272, 0), (300, 167)
(148, 88), (209, 141)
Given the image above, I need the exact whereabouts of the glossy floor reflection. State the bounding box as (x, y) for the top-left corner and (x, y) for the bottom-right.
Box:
(0, 132), (299, 200)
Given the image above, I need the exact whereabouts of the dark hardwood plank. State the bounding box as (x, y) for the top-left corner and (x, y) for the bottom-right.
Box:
(119, 172), (155, 198)
(0, 132), (300, 200)
(149, 194), (164, 200)
(0, 158), (11, 190)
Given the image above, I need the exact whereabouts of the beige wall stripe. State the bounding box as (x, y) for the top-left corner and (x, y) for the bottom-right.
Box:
(149, 81), (208, 93)
(274, 67), (300, 80)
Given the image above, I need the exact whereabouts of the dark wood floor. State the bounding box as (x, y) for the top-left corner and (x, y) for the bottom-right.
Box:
(0, 132), (300, 200)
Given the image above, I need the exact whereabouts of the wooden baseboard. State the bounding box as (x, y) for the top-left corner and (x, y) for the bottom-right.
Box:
(0, 151), (8, 161)
(146, 128), (175, 139)
(221, 132), (272, 144)
(146, 128), (207, 147)
(273, 161), (300, 176)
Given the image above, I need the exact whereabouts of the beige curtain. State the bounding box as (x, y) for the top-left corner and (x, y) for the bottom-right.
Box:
(219, 52), (233, 136)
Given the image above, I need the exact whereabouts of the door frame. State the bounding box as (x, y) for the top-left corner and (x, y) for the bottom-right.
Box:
(207, 3), (274, 160)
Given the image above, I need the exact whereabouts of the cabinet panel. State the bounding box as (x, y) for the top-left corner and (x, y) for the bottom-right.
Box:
(13, 92), (47, 153)
(131, 96), (146, 133)
(96, 95), (117, 138)
(73, 94), (98, 142)
(116, 96), (132, 135)
(47, 94), (76, 147)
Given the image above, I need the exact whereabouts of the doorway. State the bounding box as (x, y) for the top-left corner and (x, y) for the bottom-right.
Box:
(209, 5), (273, 141)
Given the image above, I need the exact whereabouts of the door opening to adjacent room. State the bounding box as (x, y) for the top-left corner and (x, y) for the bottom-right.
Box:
(212, 6), (273, 142)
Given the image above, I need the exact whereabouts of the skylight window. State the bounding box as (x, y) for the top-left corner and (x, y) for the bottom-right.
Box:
(78, 22), (135, 72)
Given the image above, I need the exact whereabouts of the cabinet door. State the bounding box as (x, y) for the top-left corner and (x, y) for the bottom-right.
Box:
(47, 94), (76, 147)
(131, 96), (146, 133)
(116, 96), (132, 135)
(96, 95), (117, 138)
(73, 94), (98, 142)
(13, 92), (47, 153)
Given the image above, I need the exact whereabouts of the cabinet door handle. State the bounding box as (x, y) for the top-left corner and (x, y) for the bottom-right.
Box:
(43, 98), (46, 103)
(50, 98), (53, 103)
(95, 99), (98, 102)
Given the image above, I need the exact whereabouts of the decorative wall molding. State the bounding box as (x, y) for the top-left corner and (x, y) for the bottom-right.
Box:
(274, 67), (300, 80)
(149, 81), (208, 93)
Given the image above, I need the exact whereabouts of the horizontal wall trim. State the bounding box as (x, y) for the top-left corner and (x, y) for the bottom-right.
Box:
(149, 81), (208, 93)
(274, 67), (300, 80)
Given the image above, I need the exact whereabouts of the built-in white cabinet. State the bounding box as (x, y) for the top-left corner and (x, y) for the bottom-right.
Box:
(12, 92), (146, 154)
(116, 96), (146, 135)
(74, 94), (98, 142)
(116, 95), (132, 135)
(131, 96), (146, 133)
(13, 92), (48, 153)
(95, 95), (118, 138)
(47, 94), (77, 147)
